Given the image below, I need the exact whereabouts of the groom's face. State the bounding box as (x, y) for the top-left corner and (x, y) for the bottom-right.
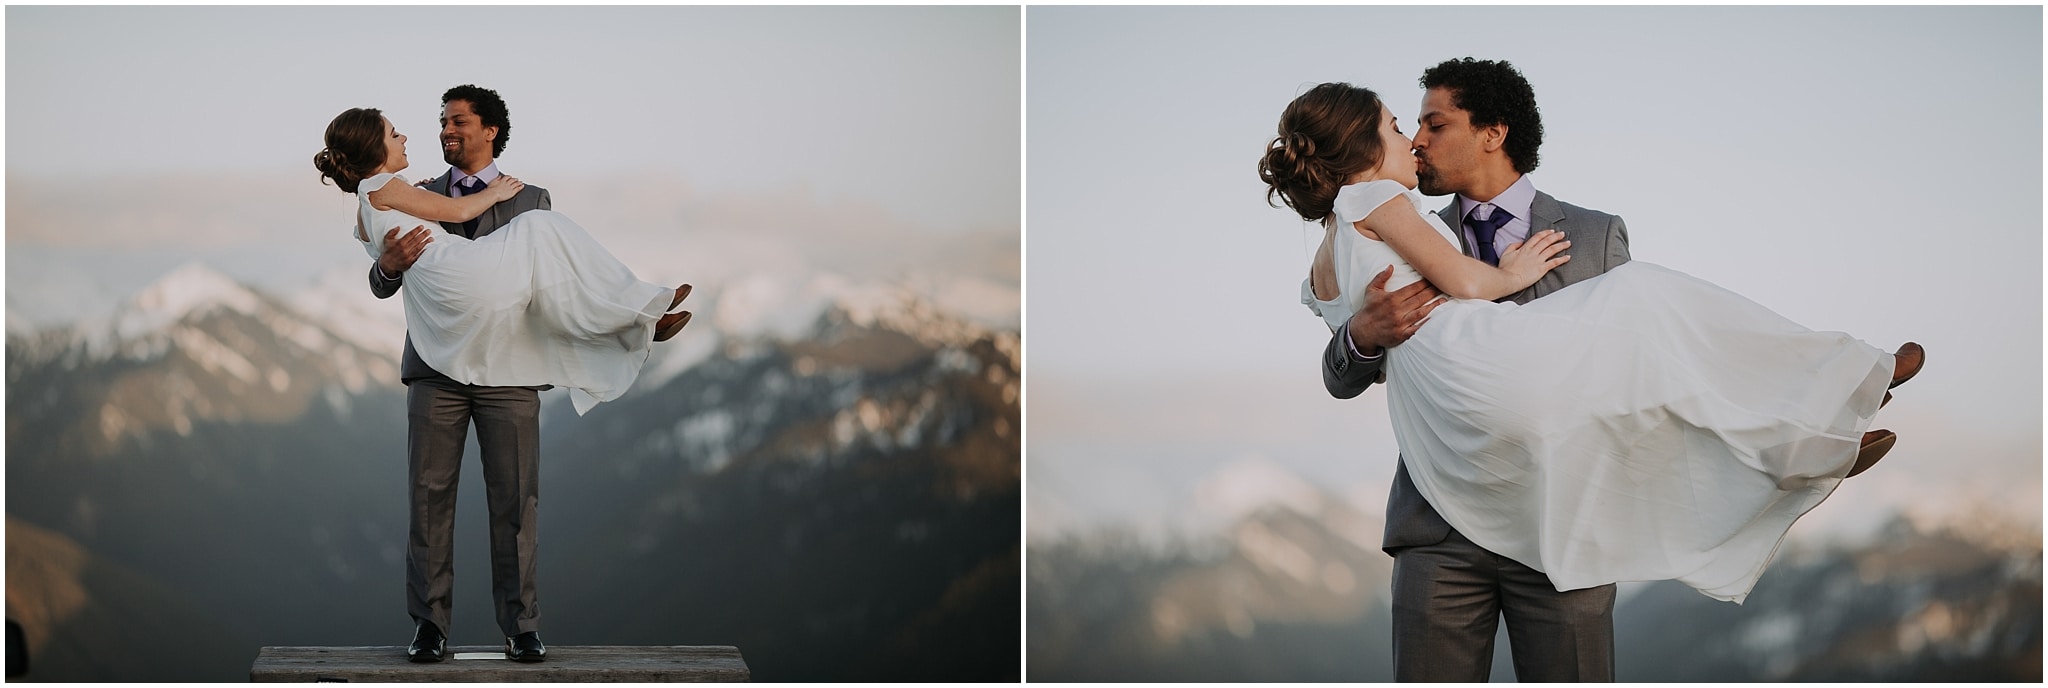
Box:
(1412, 87), (1481, 197)
(440, 99), (498, 172)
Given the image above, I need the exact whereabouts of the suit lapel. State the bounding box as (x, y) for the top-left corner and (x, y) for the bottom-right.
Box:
(475, 202), (500, 239)
(1529, 189), (1568, 236)
(1510, 189), (1575, 303)
(471, 173), (515, 239)
(427, 174), (465, 236)
(1437, 199), (1469, 256)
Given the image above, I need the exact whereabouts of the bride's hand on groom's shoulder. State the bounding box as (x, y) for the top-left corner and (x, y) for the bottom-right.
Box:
(1499, 230), (1571, 287)
(486, 175), (525, 202)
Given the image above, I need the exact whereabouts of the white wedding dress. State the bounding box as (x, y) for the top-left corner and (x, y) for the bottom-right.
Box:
(355, 172), (672, 415)
(1304, 179), (1892, 603)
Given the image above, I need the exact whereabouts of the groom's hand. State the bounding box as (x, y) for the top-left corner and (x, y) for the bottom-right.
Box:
(379, 225), (433, 275)
(1346, 266), (1443, 356)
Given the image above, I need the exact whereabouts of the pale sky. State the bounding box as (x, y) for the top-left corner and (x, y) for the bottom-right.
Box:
(1026, 6), (2043, 541)
(8, 6), (1019, 226)
(6, 6), (1020, 326)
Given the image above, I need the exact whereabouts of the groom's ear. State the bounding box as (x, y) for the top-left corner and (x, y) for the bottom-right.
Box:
(483, 125), (500, 143)
(1479, 123), (1508, 153)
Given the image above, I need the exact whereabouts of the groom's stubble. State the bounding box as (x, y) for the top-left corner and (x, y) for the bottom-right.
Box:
(1416, 166), (1449, 197)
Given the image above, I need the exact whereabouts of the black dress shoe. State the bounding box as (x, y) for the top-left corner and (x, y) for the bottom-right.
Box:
(506, 631), (546, 662)
(408, 621), (447, 663)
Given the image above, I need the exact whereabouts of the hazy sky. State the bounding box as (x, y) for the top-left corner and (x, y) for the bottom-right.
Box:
(6, 6), (1020, 326)
(8, 6), (1019, 226)
(1027, 6), (2042, 541)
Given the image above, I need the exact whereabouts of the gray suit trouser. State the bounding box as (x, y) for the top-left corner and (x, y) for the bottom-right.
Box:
(1391, 528), (1615, 681)
(405, 376), (543, 637)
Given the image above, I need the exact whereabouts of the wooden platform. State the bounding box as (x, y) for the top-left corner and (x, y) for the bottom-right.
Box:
(250, 645), (749, 682)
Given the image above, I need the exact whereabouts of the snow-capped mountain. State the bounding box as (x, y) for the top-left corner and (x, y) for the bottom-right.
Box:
(1027, 466), (2043, 682)
(279, 264), (411, 359)
(6, 261), (1021, 681)
(532, 282), (1022, 679)
(7, 263), (401, 456)
(1615, 514), (2043, 681)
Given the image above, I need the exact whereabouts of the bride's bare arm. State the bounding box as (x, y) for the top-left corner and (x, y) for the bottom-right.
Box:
(1361, 194), (1569, 301)
(367, 175), (525, 223)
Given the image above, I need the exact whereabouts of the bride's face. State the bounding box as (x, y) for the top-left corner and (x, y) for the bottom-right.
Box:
(1360, 102), (1418, 188)
(380, 117), (410, 174)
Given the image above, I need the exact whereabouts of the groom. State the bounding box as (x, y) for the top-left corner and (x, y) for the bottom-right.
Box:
(1323, 58), (1632, 681)
(369, 84), (552, 663)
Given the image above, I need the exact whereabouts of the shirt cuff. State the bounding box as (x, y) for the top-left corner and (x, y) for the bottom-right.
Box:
(1341, 322), (1383, 362)
(375, 264), (401, 282)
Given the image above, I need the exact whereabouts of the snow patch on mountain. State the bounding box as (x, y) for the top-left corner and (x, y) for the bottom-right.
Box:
(636, 325), (722, 393)
(109, 262), (263, 342)
(1194, 458), (1327, 524)
(281, 265), (409, 360)
(711, 273), (848, 341)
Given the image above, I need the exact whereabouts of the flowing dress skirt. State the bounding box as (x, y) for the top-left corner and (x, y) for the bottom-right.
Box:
(400, 210), (671, 415)
(1385, 262), (1892, 602)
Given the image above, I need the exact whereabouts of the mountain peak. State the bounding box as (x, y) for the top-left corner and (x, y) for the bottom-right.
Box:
(113, 262), (263, 341)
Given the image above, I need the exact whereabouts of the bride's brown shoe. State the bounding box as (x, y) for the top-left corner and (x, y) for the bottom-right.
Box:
(669, 284), (693, 312)
(1890, 342), (1924, 389)
(1846, 429), (1896, 478)
(654, 311), (692, 343)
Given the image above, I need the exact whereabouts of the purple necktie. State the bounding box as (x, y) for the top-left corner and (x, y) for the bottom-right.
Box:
(1465, 207), (1514, 266)
(456, 177), (485, 237)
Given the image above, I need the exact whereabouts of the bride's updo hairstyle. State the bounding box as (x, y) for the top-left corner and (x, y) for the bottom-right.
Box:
(314, 107), (387, 194)
(1259, 83), (1386, 223)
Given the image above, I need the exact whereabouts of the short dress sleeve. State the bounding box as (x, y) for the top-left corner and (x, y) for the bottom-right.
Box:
(1331, 179), (1413, 225)
(1310, 179), (1410, 324)
(1304, 180), (1428, 334)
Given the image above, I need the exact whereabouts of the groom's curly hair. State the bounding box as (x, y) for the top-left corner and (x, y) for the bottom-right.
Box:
(1422, 58), (1543, 174)
(444, 84), (512, 158)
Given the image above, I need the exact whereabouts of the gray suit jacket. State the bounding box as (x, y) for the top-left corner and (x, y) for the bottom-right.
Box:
(366, 171), (553, 385)
(1319, 188), (1632, 553)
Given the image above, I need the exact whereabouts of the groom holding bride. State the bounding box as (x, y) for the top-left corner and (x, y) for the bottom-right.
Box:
(363, 84), (555, 663)
(336, 83), (696, 663)
(1317, 57), (1625, 682)
(1282, 58), (1921, 682)
(323, 76), (691, 662)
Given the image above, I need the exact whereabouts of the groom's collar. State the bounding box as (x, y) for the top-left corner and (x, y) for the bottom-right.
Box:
(449, 162), (502, 186)
(1458, 174), (1535, 222)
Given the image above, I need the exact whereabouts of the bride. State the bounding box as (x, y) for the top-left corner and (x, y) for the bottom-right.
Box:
(315, 107), (692, 414)
(1261, 83), (1924, 602)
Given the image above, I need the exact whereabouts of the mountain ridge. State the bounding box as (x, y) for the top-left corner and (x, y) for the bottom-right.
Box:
(6, 261), (1021, 681)
(1026, 470), (2041, 682)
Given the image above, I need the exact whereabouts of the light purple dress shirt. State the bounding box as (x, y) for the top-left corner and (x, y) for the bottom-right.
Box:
(1457, 174), (1537, 258)
(448, 162), (502, 198)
